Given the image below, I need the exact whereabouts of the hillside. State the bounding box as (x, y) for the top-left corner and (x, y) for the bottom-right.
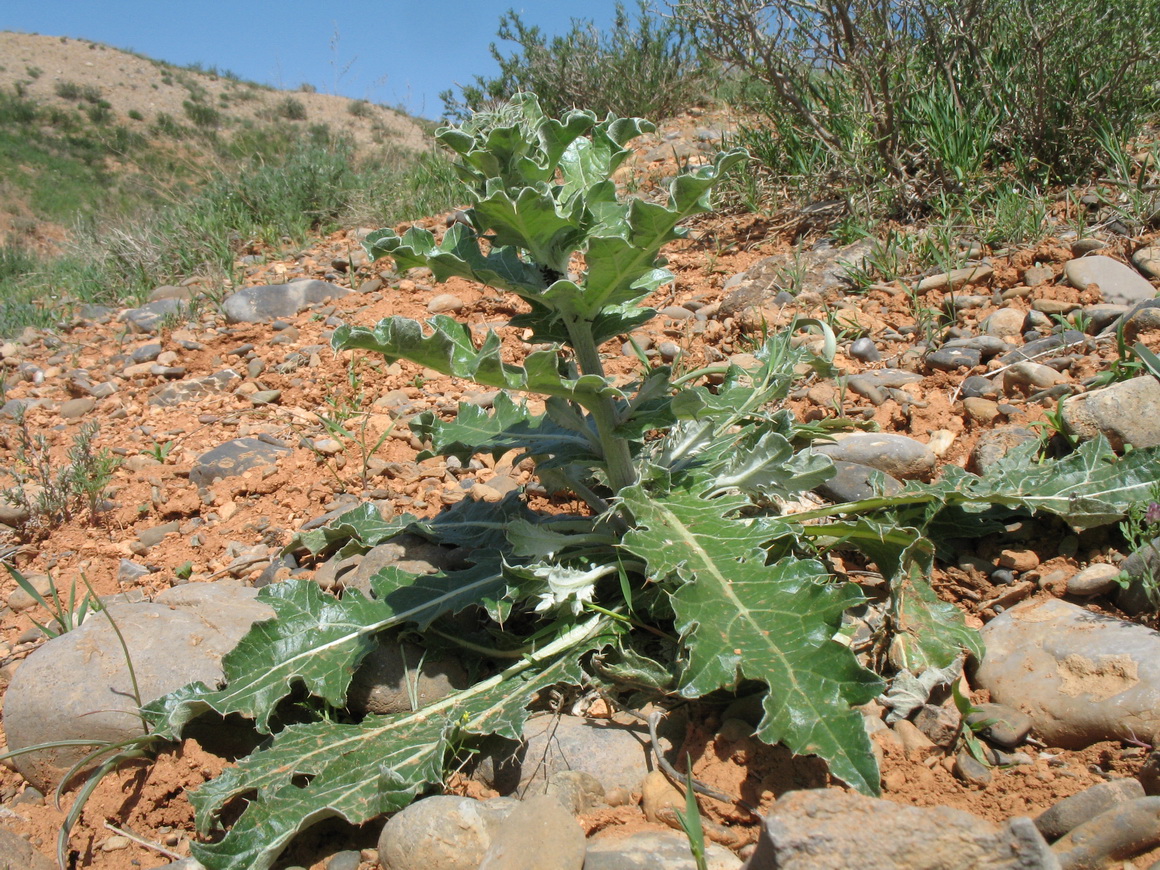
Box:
(0, 31), (429, 248)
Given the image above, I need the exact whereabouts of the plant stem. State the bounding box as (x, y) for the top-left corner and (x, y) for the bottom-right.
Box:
(564, 317), (637, 493)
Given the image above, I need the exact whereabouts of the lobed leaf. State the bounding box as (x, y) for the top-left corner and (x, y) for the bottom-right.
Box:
(187, 615), (615, 870)
(621, 483), (884, 795)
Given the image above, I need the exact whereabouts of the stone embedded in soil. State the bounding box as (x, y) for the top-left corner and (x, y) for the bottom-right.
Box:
(585, 830), (742, 870)
(1060, 375), (1160, 451)
(1066, 563), (1122, 597)
(1133, 245), (1160, 280)
(189, 436), (292, 488)
(5, 572), (56, 612)
(120, 298), (187, 333)
(477, 794), (586, 870)
(741, 789), (1058, 870)
(504, 714), (662, 796)
(983, 307), (1028, 338)
(848, 336), (880, 362)
(57, 396), (95, 418)
(541, 770), (606, 815)
(970, 425), (1038, 471)
(814, 433), (936, 481)
(428, 293), (466, 313)
(813, 460), (902, 503)
(0, 826), (56, 870)
(953, 749), (993, 788)
(3, 582), (273, 791)
(346, 636), (468, 715)
(1035, 778), (1146, 842)
(377, 794), (518, 870)
(974, 597), (1160, 749)
(926, 346), (982, 371)
(966, 703), (1033, 749)
(1064, 255), (1156, 306)
(149, 369), (239, 407)
(1051, 796), (1160, 869)
(221, 279), (351, 323)
(1113, 536), (1160, 616)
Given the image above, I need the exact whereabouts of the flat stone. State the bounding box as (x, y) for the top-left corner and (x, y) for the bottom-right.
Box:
(478, 795), (586, 870)
(999, 331), (1086, 365)
(249, 389), (281, 405)
(1001, 361), (1067, 394)
(743, 789), (1057, 870)
(3, 583), (273, 790)
(585, 831), (742, 870)
(1036, 778), (1145, 841)
(927, 347), (982, 371)
(149, 370), (239, 407)
(814, 460), (902, 503)
(974, 597), (1160, 748)
(1052, 797), (1160, 868)
(1060, 376), (1160, 450)
(961, 375), (999, 399)
(1064, 256), (1155, 305)
(963, 397), (1000, 425)
(916, 264), (994, 292)
(130, 343), (163, 363)
(58, 397), (96, 419)
(0, 827), (55, 870)
(189, 437), (291, 488)
(221, 280), (351, 323)
(137, 520), (180, 548)
(377, 795), (518, 870)
(1067, 563), (1121, 597)
(1023, 264), (1055, 286)
(7, 573), (57, 612)
(815, 433), (936, 481)
(120, 298), (186, 333)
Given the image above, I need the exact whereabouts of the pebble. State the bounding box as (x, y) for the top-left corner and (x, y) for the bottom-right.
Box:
(1036, 778), (1145, 841)
(953, 749), (993, 788)
(848, 337), (880, 362)
(965, 702), (1032, 748)
(1066, 563), (1121, 597)
(657, 341), (682, 361)
(428, 294), (466, 314)
(477, 795), (586, 870)
(916, 264), (994, 292)
(325, 850), (361, 870)
(926, 347), (981, 371)
(311, 438), (343, 455)
(585, 832), (743, 869)
(814, 460), (902, 503)
(249, 389), (281, 405)
(1132, 245), (1160, 280)
(377, 795), (518, 870)
(982, 307), (1027, 338)
(659, 305), (694, 320)
(1113, 537), (1160, 615)
(963, 397), (1000, 425)
(1002, 361), (1067, 394)
(58, 397), (96, 419)
(960, 375), (999, 399)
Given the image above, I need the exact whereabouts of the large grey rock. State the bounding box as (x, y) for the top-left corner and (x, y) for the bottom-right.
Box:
(189, 437), (292, 488)
(974, 598), (1160, 749)
(3, 583), (273, 790)
(222, 280), (350, 323)
(815, 433), (936, 481)
(742, 789), (1058, 870)
(585, 831), (742, 870)
(1060, 376), (1160, 450)
(347, 636), (469, 715)
(1064, 256), (1156, 305)
(378, 795), (518, 870)
(478, 795), (586, 870)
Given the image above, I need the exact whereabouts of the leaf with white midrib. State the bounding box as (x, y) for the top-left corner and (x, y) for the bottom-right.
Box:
(621, 484), (883, 795)
(186, 615), (613, 870)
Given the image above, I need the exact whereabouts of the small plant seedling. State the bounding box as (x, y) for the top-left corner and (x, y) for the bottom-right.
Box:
(5, 565), (99, 638)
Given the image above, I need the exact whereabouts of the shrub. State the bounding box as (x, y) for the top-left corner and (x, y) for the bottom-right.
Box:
(276, 96), (308, 121)
(347, 99), (373, 118)
(127, 109), (144, 121)
(441, 0), (712, 122)
(182, 100), (221, 129)
(680, 0), (1160, 215)
(53, 80), (83, 100)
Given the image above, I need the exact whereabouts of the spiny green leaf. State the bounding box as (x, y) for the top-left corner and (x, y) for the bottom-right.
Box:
(411, 392), (596, 466)
(621, 484), (883, 795)
(332, 315), (612, 405)
(143, 568), (506, 738)
(891, 561), (984, 672)
(187, 615), (615, 870)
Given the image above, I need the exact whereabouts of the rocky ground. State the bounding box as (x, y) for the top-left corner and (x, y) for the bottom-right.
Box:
(0, 110), (1158, 869)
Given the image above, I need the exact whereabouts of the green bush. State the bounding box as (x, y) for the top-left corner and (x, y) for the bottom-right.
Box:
(182, 100), (221, 129)
(276, 97), (308, 121)
(347, 99), (373, 118)
(682, 0), (1160, 216)
(441, 0), (712, 122)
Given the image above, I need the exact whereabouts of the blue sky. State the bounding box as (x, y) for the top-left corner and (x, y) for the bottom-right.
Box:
(1, 1), (630, 118)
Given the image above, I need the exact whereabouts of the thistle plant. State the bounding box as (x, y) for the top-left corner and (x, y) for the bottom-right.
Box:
(136, 95), (1160, 870)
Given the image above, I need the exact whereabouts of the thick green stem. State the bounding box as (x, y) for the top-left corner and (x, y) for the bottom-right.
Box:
(565, 317), (638, 494)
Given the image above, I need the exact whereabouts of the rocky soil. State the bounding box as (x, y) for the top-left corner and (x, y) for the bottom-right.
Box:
(0, 109), (1158, 869)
